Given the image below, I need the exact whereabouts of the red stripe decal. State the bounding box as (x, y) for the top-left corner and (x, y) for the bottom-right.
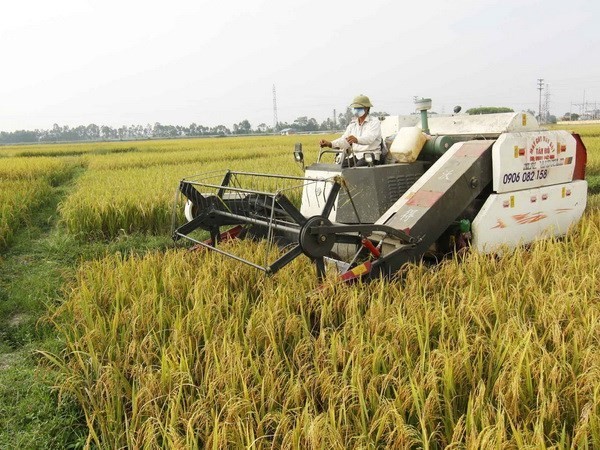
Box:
(340, 261), (373, 282)
(455, 141), (491, 157)
(406, 190), (443, 207)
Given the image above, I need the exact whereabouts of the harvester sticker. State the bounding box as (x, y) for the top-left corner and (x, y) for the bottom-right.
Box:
(514, 146), (526, 158)
(492, 130), (577, 193)
(340, 261), (372, 282)
(397, 208), (418, 223)
(502, 195), (515, 208)
(555, 208), (572, 214)
(528, 135), (556, 162)
(438, 169), (455, 181)
(513, 212), (547, 224)
(492, 219), (507, 229)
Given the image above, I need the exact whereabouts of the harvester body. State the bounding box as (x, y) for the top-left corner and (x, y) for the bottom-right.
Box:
(172, 107), (587, 282)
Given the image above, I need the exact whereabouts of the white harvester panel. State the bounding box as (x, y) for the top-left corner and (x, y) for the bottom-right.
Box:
(472, 180), (587, 253)
(300, 169), (340, 221)
(380, 115), (420, 139)
(418, 112), (539, 135)
(492, 130), (577, 193)
(380, 112), (539, 140)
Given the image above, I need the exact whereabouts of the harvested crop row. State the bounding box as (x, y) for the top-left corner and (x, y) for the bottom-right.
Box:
(0, 179), (52, 248)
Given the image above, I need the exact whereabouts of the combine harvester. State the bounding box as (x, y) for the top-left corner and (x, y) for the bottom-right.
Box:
(172, 98), (588, 282)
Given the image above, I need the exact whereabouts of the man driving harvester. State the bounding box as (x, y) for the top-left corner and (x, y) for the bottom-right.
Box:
(319, 94), (383, 167)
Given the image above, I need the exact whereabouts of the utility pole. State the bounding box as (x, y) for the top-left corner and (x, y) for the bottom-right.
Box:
(537, 78), (544, 122)
(544, 83), (550, 122)
(570, 102), (573, 119)
(333, 109), (336, 129)
(272, 84), (278, 132)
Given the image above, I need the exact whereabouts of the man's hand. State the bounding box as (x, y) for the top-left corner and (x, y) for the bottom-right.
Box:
(346, 135), (358, 144)
(319, 139), (332, 148)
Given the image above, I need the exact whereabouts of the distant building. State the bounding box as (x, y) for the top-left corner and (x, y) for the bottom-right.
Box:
(280, 128), (296, 135)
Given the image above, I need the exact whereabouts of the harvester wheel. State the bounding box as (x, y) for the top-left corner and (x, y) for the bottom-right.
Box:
(299, 216), (335, 258)
(184, 200), (197, 222)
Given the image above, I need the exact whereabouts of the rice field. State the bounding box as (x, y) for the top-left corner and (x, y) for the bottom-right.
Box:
(1, 124), (599, 448)
(46, 211), (600, 448)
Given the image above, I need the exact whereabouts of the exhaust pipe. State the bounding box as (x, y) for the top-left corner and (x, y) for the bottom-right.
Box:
(415, 97), (432, 134)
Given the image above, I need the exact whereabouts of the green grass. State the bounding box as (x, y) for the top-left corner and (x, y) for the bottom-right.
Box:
(0, 347), (86, 449)
(0, 174), (86, 448)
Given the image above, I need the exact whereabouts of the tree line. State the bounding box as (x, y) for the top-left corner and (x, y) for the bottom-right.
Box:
(3, 105), (576, 145)
(0, 107), (390, 144)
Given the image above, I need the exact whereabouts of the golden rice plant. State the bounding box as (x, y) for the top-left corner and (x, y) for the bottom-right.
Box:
(45, 202), (600, 448)
(0, 179), (52, 248)
(551, 123), (600, 176)
(0, 155), (77, 185)
(85, 147), (274, 171)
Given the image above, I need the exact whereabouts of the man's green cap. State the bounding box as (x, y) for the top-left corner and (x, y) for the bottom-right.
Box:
(350, 94), (373, 108)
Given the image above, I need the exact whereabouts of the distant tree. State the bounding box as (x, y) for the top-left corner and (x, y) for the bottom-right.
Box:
(277, 121), (291, 131)
(319, 118), (335, 131)
(562, 112), (579, 121)
(466, 107), (514, 115)
(211, 125), (231, 135)
(370, 110), (389, 119)
(101, 125), (112, 139)
(293, 116), (309, 131)
(118, 126), (128, 139)
(306, 118), (319, 132)
(338, 108), (353, 129)
(233, 120), (251, 134)
(256, 123), (268, 133)
(86, 124), (100, 139)
(0, 130), (39, 143)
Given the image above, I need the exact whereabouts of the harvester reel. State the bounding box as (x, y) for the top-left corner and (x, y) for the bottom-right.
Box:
(173, 173), (349, 281)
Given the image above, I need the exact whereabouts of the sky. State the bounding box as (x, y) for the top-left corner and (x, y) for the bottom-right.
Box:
(1, 0), (599, 132)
